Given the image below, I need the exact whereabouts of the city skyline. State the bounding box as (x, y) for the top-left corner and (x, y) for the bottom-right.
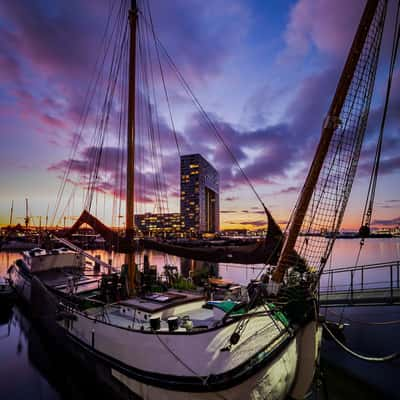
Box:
(0, 0), (399, 231)
(134, 153), (219, 236)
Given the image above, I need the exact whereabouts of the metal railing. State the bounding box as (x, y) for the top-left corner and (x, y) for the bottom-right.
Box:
(319, 260), (400, 305)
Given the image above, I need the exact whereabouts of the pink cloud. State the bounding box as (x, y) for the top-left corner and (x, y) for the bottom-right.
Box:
(281, 0), (364, 60)
(40, 114), (68, 129)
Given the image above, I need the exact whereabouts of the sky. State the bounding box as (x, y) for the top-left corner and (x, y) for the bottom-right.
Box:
(0, 0), (399, 231)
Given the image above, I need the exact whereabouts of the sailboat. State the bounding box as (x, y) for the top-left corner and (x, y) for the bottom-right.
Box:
(8, 0), (391, 399)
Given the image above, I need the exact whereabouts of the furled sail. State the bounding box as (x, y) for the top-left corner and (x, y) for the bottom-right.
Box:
(65, 206), (287, 265)
(66, 209), (120, 244)
(143, 206), (284, 264)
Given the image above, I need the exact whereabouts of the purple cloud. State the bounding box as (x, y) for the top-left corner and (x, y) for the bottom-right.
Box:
(278, 186), (301, 195)
(224, 196), (238, 201)
(372, 216), (400, 227)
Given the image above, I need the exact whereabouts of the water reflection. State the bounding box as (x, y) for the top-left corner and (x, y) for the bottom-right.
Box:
(0, 306), (121, 400)
(1, 239), (399, 296)
(2, 239), (400, 289)
(0, 306), (13, 327)
(0, 307), (58, 400)
(2, 239), (399, 275)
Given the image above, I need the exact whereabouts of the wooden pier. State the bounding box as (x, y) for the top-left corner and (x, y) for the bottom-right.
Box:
(319, 260), (400, 307)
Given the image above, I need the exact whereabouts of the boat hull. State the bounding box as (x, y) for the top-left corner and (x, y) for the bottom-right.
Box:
(28, 307), (299, 400)
(9, 264), (320, 400)
(54, 319), (300, 400)
(110, 337), (298, 400)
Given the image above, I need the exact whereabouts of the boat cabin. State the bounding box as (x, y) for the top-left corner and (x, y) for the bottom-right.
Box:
(21, 248), (84, 273)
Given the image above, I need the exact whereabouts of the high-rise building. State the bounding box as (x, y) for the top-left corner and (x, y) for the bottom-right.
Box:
(180, 154), (219, 234)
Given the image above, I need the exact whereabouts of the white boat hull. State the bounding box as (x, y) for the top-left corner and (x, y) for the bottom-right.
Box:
(10, 264), (321, 400)
(65, 306), (291, 377)
(111, 336), (298, 400)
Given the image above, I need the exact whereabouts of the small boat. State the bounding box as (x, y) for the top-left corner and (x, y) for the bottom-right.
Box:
(9, 247), (102, 302)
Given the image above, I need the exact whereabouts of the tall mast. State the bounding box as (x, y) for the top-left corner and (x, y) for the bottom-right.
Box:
(9, 200), (14, 226)
(45, 204), (49, 230)
(24, 198), (29, 230)
(126, 0), (138, 294)
(272, 0), (382, 284)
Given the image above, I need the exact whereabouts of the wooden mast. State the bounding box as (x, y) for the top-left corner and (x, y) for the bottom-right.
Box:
(126, 0), (138, 294)
(272, 0), (382, 285)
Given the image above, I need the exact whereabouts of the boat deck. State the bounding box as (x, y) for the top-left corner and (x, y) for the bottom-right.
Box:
(119, 290), (204, 312)
(98, 304), (220, 331)
(85, 292), (229, 332)
(36, 269), (101, 294)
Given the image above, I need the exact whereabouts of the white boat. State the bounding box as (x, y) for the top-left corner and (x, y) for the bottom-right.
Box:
(9, 0), (389, 398)
(10, 247), (91, 302)
(10, 244), (320, 400)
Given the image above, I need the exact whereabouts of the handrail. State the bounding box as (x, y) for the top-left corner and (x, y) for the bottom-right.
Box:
(321, 260), (400, 274)
(319, 260), (400, 305)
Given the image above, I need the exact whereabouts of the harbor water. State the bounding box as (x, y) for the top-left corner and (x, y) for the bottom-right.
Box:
(0, 238), (399, 399)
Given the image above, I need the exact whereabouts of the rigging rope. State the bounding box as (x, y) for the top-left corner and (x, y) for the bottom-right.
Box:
(360, 0), (400, 236)
(337, 239), (365, 324)
(85, 10), (128, 212)
(138, 16), (168, 214)
(51, 0), (118, 226)
(139, 12), (267, 210)
(323, 322), (400, 362)
(54, 0), (273, 236)
(146, 0), (181, 157)
(54, 0), (128, 227)
(153, 331), (229, 400)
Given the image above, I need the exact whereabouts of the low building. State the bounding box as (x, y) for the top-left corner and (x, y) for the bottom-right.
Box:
(134, 213), (183, 236)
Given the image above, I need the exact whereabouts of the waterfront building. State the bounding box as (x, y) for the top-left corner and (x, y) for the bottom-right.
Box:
(134, 154), (220, 236)
(134, 213), (183, 236)
(180, 154), (219, 234)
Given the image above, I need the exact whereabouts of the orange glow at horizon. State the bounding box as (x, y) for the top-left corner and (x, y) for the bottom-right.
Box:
(1, 211), (397, 231)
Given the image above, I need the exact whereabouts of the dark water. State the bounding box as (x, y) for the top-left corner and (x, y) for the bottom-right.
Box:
(0, 306), (117, 400)
(1, 238), (400, 399)
(321, 306), (400, 400)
